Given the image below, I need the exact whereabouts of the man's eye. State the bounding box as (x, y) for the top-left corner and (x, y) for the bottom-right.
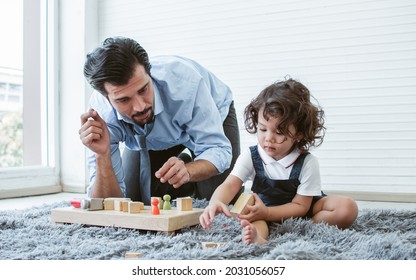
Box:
(139, 85), (148, 94)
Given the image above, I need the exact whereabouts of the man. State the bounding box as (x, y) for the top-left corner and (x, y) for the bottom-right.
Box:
(79, 37), (240, 205)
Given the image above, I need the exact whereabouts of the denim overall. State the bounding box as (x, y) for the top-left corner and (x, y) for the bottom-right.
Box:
(250, 145), (325, 218)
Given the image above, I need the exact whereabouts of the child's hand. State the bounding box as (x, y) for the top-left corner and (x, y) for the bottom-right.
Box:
(238, 193), (269, 222)
(199, 201), (232, 230)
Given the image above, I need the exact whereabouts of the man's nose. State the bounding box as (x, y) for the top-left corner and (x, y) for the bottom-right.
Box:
(132, 96), (146, 112)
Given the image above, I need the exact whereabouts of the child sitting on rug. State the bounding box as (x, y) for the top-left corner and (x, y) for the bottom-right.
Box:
(199, 77), (358, 244)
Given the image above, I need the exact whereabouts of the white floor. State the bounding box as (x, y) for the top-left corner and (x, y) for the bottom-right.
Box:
(0, 192), (415, 211)
(0, 192), (87, 211)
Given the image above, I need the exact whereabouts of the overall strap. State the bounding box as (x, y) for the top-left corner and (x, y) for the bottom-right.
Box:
(249, 145), (265, 176)
(288, 152), (309, 180)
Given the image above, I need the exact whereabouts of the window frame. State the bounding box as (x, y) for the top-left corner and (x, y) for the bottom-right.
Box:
(0, 0), (60, 199)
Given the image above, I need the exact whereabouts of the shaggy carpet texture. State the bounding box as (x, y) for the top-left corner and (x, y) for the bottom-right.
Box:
(0, 200), (415, 260)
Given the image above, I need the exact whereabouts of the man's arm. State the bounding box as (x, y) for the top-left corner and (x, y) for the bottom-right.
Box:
(79, 109), (123, 198)
(89, 152), (123, 198)
(185, 159), (217, 182)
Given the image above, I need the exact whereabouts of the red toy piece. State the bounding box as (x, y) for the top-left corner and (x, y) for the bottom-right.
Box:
(70, 198), (82, 208)
(151, 198), (160, 215)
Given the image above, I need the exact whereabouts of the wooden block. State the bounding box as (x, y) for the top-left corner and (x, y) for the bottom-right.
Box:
(114, 198), (131, 211)
(114, 200), (122, 211)
(140, 202), (144, 210)
(51, 206), (204, 232)
(122, 201), (130, 212)
(230, 192), (254, 216)
(176, 197), (193, 211)
(80, 198), (104, 211)
(201, 242), (225, 249)
(103, 198), (120, 210)
(90, 198), (104, 210)
(128, 202), (143, 214)
(125, 252), (143, 259)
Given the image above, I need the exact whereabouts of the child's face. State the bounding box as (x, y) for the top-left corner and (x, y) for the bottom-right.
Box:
(257, 111), (298, 160)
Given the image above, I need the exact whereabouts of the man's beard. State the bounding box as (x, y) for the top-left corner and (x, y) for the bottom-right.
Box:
(132, 107), (154, 126)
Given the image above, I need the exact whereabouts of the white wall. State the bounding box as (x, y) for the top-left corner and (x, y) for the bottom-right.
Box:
(70, 0), (416, 201)
(59, 0), (98, 193)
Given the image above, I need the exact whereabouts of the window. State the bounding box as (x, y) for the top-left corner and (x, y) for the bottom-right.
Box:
(0, 0), (60, 198)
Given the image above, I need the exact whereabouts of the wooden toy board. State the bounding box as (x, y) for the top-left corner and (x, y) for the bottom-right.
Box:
(51, 206), (203, 233)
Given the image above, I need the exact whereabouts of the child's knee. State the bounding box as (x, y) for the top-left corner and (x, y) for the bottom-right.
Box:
(337, 197), (358, 228)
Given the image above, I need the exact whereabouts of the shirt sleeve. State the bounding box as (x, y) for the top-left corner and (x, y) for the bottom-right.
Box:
(183, 80), (232, 174)
(296, 154), (323, 196)
(230, 148), (255, 182)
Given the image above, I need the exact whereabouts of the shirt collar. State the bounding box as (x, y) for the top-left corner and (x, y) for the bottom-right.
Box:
(152, 80), (163, 116)
(257, 144), (301, 168)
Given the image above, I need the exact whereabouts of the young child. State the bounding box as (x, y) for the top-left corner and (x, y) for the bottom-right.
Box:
(199, 78), (358, 244)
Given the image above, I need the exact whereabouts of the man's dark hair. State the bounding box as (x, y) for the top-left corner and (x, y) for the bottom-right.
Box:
(84, 37), (151, 95)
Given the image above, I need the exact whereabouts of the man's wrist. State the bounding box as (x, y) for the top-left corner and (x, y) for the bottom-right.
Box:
(186, 169), (192, 183)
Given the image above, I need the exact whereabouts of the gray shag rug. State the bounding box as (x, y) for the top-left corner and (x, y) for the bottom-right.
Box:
(0, 199), (415, 260)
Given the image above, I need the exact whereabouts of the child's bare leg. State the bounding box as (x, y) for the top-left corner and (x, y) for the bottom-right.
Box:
(312, 196), (358, 228)
(240, 220), (269, 245)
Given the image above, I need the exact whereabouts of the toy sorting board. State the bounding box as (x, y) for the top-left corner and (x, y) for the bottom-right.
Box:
(51, 206), (203, 232)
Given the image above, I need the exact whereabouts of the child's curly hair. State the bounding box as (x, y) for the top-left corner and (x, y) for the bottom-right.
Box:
(244, 78), (326, 152)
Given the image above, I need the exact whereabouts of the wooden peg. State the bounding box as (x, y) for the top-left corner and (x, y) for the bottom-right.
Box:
(163, 194), (172, 210)
(151, 197), (160, 215)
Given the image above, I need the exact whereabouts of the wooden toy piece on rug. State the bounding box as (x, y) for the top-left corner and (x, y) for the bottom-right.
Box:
(201, 242), (225, 249)
(163, 194), (172, 210)
(230, 192), (254, 216)
(176, 197), (193, 211)
(151, 197), (160, 215)
(124, 252), (143, 259)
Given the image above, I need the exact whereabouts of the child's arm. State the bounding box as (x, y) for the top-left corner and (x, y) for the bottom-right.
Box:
(266, 194), (313, 221)
(199, 175), (243, 229)
(238, 193), (313, 222)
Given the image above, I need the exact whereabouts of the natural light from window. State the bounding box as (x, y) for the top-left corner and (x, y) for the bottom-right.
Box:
(0, 0), (23, 167)
(0, 0), (60, 199)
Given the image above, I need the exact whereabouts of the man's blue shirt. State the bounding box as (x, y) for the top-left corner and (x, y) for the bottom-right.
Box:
(86, 55), (233, 196)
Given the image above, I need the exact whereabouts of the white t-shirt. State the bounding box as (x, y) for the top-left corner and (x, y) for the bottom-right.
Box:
(230, 144), (322, 196)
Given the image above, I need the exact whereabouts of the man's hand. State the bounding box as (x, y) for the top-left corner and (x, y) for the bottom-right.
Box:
(155, 156), (191, 188)
(79, 109), (110, 155)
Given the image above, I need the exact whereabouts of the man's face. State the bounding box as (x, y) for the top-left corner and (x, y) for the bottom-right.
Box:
(104, 64), (154, 126)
